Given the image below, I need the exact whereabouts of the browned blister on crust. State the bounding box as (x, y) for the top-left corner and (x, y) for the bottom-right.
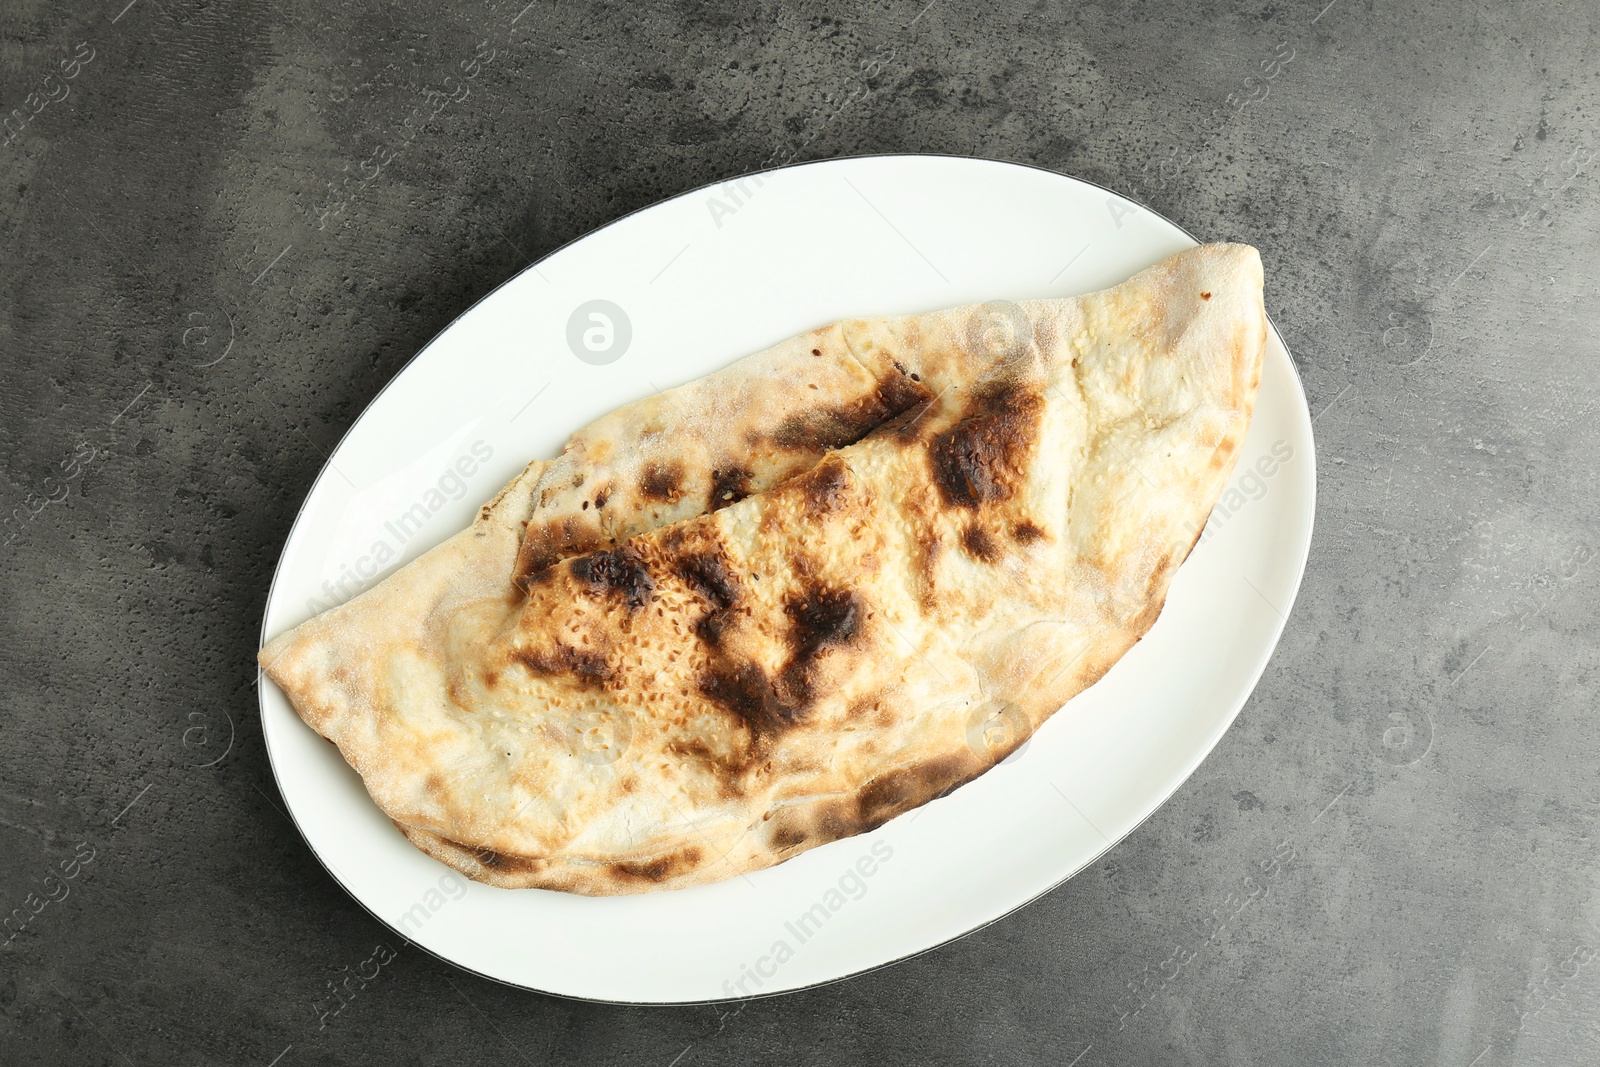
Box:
(259, 244), (1268, 894)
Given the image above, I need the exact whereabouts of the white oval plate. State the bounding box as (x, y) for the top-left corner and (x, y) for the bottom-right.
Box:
(259, 155), (1315, 1004)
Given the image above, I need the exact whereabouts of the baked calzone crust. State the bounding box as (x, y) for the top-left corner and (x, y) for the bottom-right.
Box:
(260, 244), (1267, 894)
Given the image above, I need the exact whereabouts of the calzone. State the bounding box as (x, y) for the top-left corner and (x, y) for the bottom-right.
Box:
(259, 243), (1267, 894)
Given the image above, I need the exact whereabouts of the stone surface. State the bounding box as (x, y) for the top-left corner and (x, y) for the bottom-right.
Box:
(3, 1), (1599, 1064)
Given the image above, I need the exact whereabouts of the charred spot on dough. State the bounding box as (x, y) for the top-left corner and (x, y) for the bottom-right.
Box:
(668, 545), (743, 646)
(614, 857), (670, 882)
(1012, 521), (1048, 544)
(696, 610), (735, 647)
(442, 840), (536, 875)
(960, 524), (1000, 563)
(520, 563), (557, 591)
(700, 662), (799, 734)
(772, 374), (931, 452)
(515, 516), (604, 587)
(813, 799), (855, 839)
(611, 847), (703, 884)
(776, 585), (863, 705)
(772, 405), (878, 452)
(773, 405), (876, 452)
(771, 824), (808, 850)
(872, 373), (941, 442)
(687, 557), (743, 645)
(928, 382), (1044, 509)
(698, 583), (862, 733)
(856, 754), (974, 831)
(676, 551), (740, 610)
(570, 545), (654, 609)
(784, 587), (860, 664)
(795, 454), (852, 516)
(709, 465), (752, 509)
(876, 370), (933, 417)
(1201, 291), (1213, 300)
(593, 487), (610, 509)
(512, 642), (612, 683)
(871, 370), (931, 417)
(640, 461), (684, 503)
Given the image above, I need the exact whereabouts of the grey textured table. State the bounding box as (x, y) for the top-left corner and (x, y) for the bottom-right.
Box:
(3, 1), (1598, 1064)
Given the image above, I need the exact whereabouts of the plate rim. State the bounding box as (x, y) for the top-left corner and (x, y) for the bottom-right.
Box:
(256, 152), (1317, 1005)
